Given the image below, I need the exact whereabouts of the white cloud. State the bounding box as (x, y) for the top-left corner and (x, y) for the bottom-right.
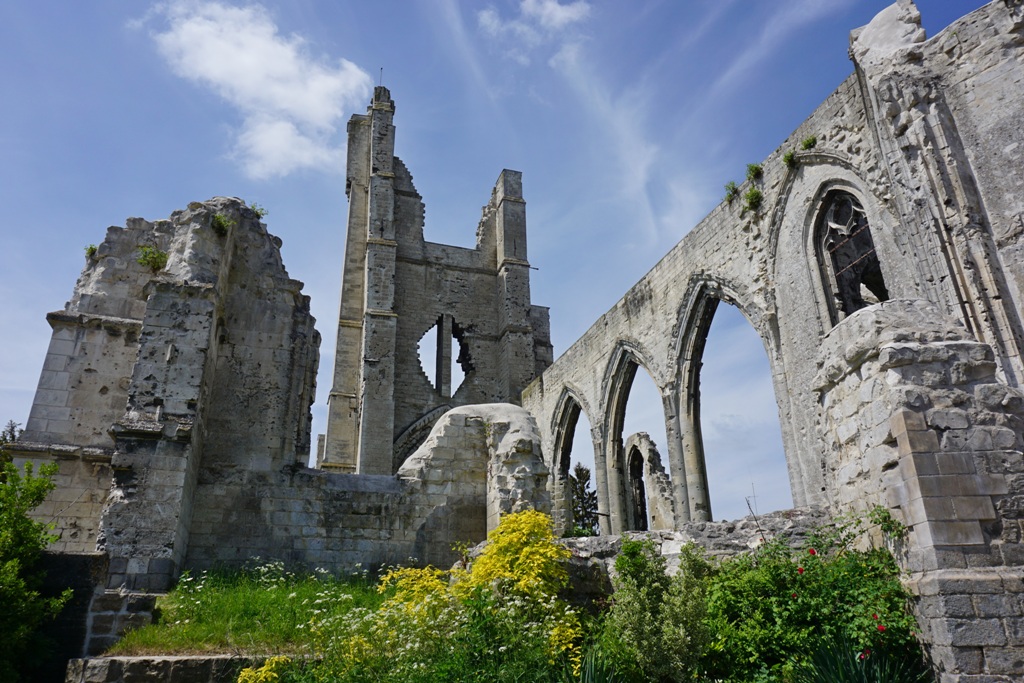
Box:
(478, 0), (590, 64)
(147, 0), (372, 179)
(521, 0), (590, 31)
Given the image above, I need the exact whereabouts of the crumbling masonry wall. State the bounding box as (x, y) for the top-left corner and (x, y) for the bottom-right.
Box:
(522, 2), (1024, 680)
(321, 87), (552, 476)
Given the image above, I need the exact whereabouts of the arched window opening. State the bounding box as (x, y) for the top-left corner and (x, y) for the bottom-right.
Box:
(626, 446), (649, 531)
(612, 361), (673, 532)
(697, 303), (791, 520)
(816, 191), (889, 324)
(554, 396), (599, 536)
(417, 315), (473, 397)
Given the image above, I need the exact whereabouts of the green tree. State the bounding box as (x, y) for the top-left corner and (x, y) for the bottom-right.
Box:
(0, 431), (72, 681)
(569, 462), (599, 536)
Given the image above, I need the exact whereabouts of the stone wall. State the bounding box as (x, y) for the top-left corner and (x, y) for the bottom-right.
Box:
(320, 87), (551, 475)
(814, 300), (1024, 680)
(521, 3), (1024, 680)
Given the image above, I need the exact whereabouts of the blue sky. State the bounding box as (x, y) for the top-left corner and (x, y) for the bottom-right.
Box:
(0, 0), (986, 521)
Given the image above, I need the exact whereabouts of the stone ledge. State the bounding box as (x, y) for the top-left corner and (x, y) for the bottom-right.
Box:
(65, 655), (267, 683)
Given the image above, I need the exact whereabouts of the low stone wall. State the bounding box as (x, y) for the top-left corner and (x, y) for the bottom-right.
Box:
(65, 656), (265, 683)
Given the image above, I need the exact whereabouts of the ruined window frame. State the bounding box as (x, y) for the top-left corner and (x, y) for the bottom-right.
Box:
(811, 188), (890, 327)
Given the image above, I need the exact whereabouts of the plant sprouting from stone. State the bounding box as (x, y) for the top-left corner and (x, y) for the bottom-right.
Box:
(743, 187), (764, 214)
(783, 150), (798, 169)
(746, 163), (763, 182)
(801, 135), (818, 150)
(868, 505), (908, 540)
(136, 245), (169, 273)
(84, 244), (97, 260)
(248, 202), (268, 219)
(724, 181), (740, 204)
(210, 214), (235, 237)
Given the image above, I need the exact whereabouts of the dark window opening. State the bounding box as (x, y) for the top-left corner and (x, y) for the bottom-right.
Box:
(817, 191), (889, 323)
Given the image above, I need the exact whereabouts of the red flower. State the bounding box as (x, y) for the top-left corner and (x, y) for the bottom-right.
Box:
(808, 548), (816, 556)
(859, 653), (865, 660)
(797, 567), (804, 575)
(792, 593), (797, 599)
(873, 613), (878, 620)
(877, 624), (886, 632)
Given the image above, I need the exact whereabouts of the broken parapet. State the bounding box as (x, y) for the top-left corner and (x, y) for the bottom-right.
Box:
(399, 403), (551, 538)
(15, 197), (320, 594)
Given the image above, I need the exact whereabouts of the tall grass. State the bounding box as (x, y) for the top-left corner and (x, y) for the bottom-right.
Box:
(110, 561), (383, 656)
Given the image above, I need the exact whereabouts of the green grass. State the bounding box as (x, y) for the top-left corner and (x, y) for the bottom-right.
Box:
(110, 562), (384, 656)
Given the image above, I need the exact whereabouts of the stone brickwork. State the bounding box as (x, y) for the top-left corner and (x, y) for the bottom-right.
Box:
(814, 299), (1024, 680)
(321, 86), (551, 475)
(65, 655), (265, 683)
(622, 432), (676, 532)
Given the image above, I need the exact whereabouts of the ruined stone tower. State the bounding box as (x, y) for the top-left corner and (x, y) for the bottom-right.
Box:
(321, 86), (552, 474)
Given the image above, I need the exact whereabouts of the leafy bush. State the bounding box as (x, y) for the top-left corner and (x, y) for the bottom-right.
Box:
(801, 135), (818, 150)
(84, 244), (98, 259)
(289, 510), (584, 683)
(249, 202), (268, 218)
(702, 535), (923, 682)
(783, 150), (798, 169)
(136, 245), (168, 272)
(601, 540), (709, 683)
(746, 163), (763, 182)
(0, 452), (72, 681)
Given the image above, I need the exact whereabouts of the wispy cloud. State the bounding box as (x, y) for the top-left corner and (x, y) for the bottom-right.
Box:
(705, 0), (856, 105)
(548, 41), (662, 246)
(478, 0), (590, 65)
(144, 0), (371, 179)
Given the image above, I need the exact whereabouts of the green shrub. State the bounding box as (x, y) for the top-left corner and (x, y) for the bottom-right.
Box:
(795, 636), (931, 683)
(84, 244), (98, 259)
(248, 202), (268, 218)
(210, 214), (235, 237)
(136, 245), (168, 272)
(289, 510), (584, 683)
(724, 180), (740, 203)
(744, 187), (764, 214)
(801, 135), (818, 150)
(0, 454), (72, 681)
(783, 150), (798, 169)
(746, 163), (763, 182)
(702, 537), (922, 682)
(602, 540), (709, 683)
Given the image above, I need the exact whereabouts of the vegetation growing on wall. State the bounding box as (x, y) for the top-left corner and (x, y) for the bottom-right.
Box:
(211, 213), (235, 237)
(724, 180), (740, 204)
(136, 245), (169, 272)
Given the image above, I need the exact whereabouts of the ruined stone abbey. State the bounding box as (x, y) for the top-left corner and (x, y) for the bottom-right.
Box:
(10, 1), (1024, 680)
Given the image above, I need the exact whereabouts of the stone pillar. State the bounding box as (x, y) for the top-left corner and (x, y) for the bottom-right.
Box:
(101, 282), (218, 592)
(355, 87), (399, 475)
(323, 101), (373, 473)
(437, 314), (453, 398)
(494, 170), (535, 403)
